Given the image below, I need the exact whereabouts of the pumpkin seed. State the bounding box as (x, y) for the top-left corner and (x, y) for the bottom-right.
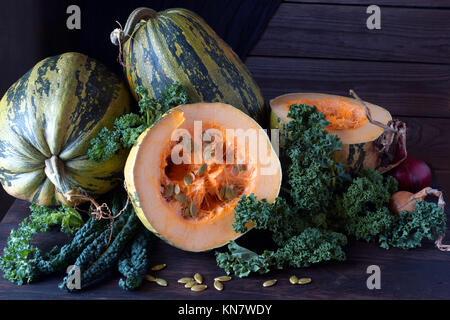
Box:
(174, 193), (188, 203)
(214, 280), (224, 291)
(164, 184), (174, 198)
(225, 186), (235, 200)
(174, 184), (181, 195)
(151, 263), (167, 271)
(145, 274), (156, 282)
(184, 173), (195, 186)
(191, 284), (207, 292)
(289, 275), (299, 285)
(214, 276), (232, 282)
(194, 273), (203, 284)
(155, 278), (168, 287)
(263, 279), (277, 287)
(298, 277), (312, 285)
(178, 277), (194, 284)
(185, 280), (196, 288)
(190, 203), (198, 217)
(197, 163), (207, 176)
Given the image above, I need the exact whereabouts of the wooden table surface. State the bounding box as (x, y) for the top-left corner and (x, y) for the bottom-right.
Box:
(1, 187), (450, 300)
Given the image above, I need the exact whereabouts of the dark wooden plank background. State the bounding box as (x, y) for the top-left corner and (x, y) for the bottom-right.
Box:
(0, 0), (449, 300)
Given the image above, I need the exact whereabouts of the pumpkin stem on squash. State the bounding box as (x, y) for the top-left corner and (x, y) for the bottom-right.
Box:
(349, 90), (407, 174)
(45, 155), (129, 244)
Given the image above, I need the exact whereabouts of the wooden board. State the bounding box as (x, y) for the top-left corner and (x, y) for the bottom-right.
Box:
(286, 0), (450, 8)
(246, 56), (449, 119)
(251, 3), (450, 64)
(1, 197), (450, 300)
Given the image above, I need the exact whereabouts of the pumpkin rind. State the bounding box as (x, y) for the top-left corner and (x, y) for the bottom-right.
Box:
(122, 8), (265, 123)
(0, 52), (131, 206)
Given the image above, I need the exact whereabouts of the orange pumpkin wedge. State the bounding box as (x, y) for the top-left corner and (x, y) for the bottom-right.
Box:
(270, 93), (397, 173)
(125, 102), (282, 252)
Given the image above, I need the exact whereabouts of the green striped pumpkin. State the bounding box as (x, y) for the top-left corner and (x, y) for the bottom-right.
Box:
(0, 52), (131, 206)
(121, 8), (265, 123)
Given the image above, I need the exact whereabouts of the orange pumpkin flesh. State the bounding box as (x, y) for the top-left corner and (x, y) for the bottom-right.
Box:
(270, 93), (392, 171)
(125, 103), (281, 252)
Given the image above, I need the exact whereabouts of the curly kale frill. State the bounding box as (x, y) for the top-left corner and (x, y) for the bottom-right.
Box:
(118, 229), (152, 290)
(284, 104), (348, 217)
(216, 228), (347, 278)
(217, 194), (348, 278)
(88, 83), (189, 162)
(0, 205), (84, 285)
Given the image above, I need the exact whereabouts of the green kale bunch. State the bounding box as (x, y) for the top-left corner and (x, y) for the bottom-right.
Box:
(216, 194), (347, 278)
(0, 205), (83, 285)
(284, 104), (348, 226)
(88, 82), (189, 161)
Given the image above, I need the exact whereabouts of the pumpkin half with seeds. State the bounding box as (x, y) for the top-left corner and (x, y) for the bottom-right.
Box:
(125, 102), (281, 252)
(270, 92), (407, 174)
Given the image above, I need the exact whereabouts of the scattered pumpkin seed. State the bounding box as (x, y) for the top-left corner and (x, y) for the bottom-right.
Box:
(214, 280), (224, 291)
(191, 284), (207, 292)
(194, 273), (203, 284)
(298, 278), (312, 285)
(155, 278), (168, 287)
(178, 277), (194, 284)
(190, 203), (198, 217)
(164, 184), (174, 198)
(145, 274), (156, 282)
(184, 173), (195, 186)
(185, 280), (196, 288)
(214, 276), (232, 282)
(263, 279), (277, 287)
(197, 163), (207, 176)
(151, 263), (167, 271)
(174, 184), (181, 195)
(289, 275), (299, 285)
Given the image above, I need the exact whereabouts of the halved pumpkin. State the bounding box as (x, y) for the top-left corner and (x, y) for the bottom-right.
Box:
(270, 93), (405, 173)
(125, 102), (282, 252)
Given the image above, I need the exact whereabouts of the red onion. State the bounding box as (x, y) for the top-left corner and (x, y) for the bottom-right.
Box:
(388, 157), (431, 193)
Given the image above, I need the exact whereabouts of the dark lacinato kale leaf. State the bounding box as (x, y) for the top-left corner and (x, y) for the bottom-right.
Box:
(118, 229), (151, 291)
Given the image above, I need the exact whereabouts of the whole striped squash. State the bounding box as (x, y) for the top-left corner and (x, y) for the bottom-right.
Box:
(0, 52), (131, 206)
(115, 7), (265, 123)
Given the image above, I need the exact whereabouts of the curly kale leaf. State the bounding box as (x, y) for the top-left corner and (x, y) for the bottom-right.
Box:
(337, 169), (398, 243)
(381, 201), (447, 250)
(88, 82), (189, 162)
(118, 229), (152, 291)
(233, 194), (308, 246)
(215, 241), (273, 278)
(284, 104), (347, 217)
(216, 228), (347, 278)
(0, 205), (83, 285)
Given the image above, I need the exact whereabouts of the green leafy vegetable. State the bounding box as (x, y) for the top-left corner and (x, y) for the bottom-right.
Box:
(118, 229), (151, 290)
(0, 205), (83, 285)
(88, 82), (189, 161)
(284, 104), (348, 219)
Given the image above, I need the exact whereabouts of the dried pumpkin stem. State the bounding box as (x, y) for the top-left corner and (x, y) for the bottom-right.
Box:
(45, 155), (129, 243)
(349, 89), (407, 174)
